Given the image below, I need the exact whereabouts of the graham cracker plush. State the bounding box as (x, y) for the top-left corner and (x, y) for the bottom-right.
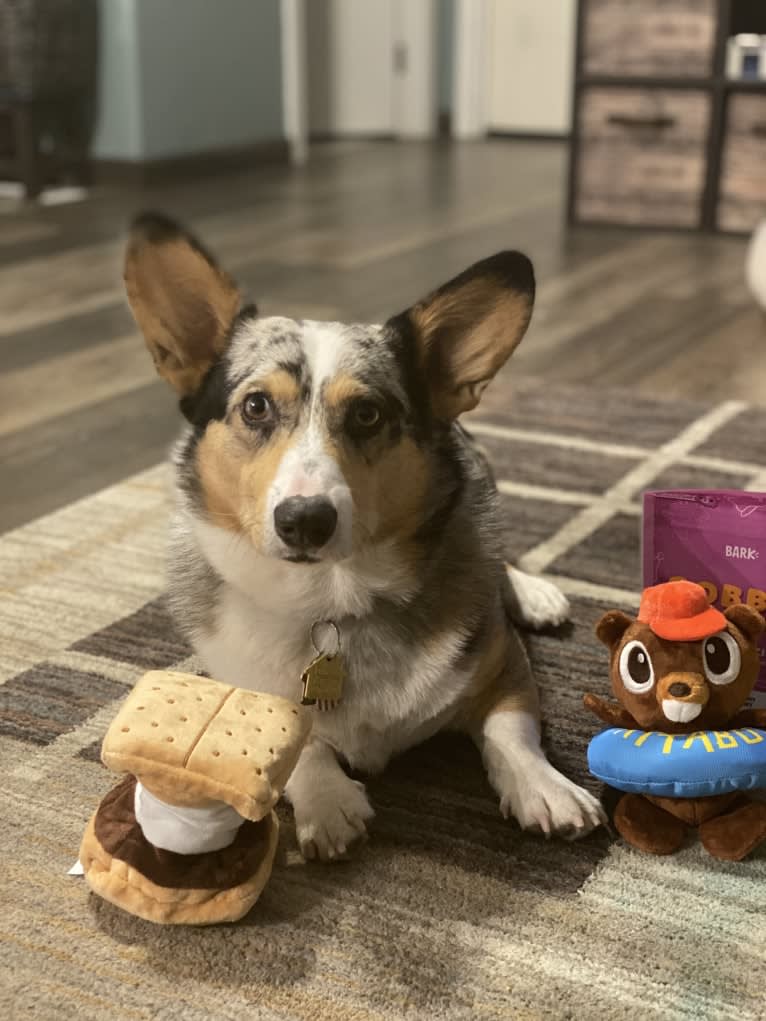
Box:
(80, 671), (311, 925)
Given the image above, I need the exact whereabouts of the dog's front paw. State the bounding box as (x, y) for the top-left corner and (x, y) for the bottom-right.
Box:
(293, 775), (375, 862)
(507, 567), (570, 630)
(499, 761), (605, 839)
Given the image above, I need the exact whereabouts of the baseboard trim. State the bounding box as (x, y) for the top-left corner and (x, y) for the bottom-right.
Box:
(487, 130), (570, 142)
(92, 139), (289, 187)
(307, 132), (396, 143)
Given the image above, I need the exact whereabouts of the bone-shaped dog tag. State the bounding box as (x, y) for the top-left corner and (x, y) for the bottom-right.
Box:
(301, 652), (344, 710)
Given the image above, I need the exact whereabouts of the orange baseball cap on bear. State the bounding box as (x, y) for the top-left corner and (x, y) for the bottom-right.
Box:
(638, 580), (727, 641)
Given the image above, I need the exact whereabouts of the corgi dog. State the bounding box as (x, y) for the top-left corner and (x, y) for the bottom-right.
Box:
(124, 213), (604, 860)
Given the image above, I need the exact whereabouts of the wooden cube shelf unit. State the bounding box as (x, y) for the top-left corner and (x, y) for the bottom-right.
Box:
(567, 0), (766, 233)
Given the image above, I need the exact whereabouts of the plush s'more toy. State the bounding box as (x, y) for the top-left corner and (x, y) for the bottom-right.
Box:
(80, 671), (311, 925)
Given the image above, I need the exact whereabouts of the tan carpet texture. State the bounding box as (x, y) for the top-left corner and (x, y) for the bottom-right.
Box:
(2, 380), (766, 1021)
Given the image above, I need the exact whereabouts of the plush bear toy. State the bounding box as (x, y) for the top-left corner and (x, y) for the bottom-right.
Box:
(80, 671), (311, 924)
(585, 580), (766, 860)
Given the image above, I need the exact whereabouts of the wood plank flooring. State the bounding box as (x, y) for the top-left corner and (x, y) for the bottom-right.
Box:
(0, 139), (764, 533)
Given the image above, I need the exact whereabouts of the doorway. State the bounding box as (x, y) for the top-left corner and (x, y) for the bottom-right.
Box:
(283, 0), (438, 151)
(486, 0), (576, 136)
(453, 0), (576, 139)
(307, 0), (397, 136)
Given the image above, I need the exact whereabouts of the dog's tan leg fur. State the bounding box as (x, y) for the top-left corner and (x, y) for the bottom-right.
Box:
(284, 738), (375, 862)
(455, 624), (604, 838)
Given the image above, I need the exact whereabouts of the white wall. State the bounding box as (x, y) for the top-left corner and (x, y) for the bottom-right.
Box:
(137, 0), (283, 159)
(91, 0), (143, 159)
(437, 0), (455, 116)
(92, 0), (284, 161)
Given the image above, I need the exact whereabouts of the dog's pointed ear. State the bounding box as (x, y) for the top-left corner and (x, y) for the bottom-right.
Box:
(390, 251), (535, 419)
(124, 212), (243, 396)
(595, 610), (633, 650)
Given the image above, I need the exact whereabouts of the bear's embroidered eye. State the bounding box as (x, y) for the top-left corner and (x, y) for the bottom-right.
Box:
(619, 640), (655, 694)
(703, 631), (741, 686)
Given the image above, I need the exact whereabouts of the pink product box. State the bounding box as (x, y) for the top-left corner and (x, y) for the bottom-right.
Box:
(642, 490), (766, 708)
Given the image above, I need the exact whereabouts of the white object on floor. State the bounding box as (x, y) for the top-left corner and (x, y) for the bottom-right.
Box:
(134, 780), (245, 854)
(68, 859), (84, 876)
(39, 186), (89, 207)
(0, 181), (25, 200)
(0, 181), (89, 206)
(746, 220), (766, 311)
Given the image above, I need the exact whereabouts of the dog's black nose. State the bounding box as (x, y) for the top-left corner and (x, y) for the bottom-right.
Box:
(668, 682), (691, 697)
(274, 497), (338, 551)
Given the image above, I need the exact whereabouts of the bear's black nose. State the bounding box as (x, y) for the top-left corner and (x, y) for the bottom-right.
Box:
(668, 682), (691, 698)
(274, 496), (337, 551)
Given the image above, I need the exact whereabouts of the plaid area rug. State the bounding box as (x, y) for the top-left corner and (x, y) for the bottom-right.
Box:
(2, 379), (766, 1021)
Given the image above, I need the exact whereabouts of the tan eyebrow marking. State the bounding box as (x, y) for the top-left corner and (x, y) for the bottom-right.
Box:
(323, 374), (367, 410)
(257, 369), (301, 405)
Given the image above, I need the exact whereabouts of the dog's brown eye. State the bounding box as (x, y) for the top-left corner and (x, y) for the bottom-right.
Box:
(242, 392), (272, 425)
(353, 401), (381, 429)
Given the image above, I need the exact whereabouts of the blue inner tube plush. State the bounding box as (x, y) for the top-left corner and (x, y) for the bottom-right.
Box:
(588, 727), (766, 798)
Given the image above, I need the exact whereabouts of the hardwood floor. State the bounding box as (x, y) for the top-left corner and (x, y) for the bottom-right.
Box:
(0, 139), (764, 533)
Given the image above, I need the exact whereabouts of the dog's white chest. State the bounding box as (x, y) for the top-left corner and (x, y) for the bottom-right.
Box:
(193, 581), (473, 773)
(195, 586), (309, 702)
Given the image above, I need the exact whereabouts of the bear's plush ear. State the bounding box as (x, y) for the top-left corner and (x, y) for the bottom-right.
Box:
(724, 603), (765, 643)
(595, 610), (633, 649)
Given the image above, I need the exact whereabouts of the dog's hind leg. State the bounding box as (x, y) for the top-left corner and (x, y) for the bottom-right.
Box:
(285, 737), (375, 862)
(504, 566), (570, 631)
(460, 628), (605, 839)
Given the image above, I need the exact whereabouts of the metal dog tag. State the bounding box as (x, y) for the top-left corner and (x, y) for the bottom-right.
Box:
(301, 653), (344, 710)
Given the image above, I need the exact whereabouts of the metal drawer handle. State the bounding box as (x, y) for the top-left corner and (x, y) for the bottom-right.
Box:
(607, 114), (676, 130)
(751, 123), (766, 139)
